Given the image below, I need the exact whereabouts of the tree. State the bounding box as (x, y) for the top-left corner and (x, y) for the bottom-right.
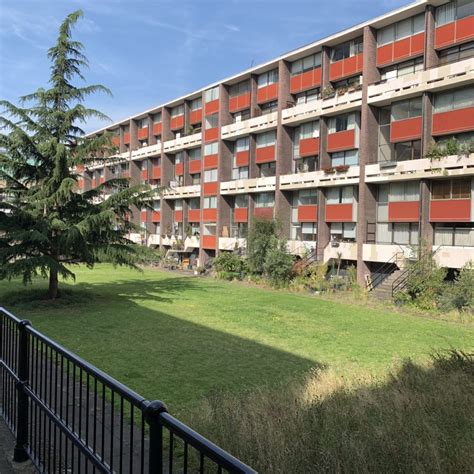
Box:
(0, 11), (154, 299)
(246, 218), (279, 275)
(263, 239), (294, 288)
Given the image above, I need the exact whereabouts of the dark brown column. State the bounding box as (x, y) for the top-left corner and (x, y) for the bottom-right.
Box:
(424, 5), (438, 70)
(422, 92), (434, 156)
(250, 74), (259, 118)
(130, 119), (138, 151)
(316, 190), (329, 260)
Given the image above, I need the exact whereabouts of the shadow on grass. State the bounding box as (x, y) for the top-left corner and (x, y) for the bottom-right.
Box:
(187, 351), (474, 473)
(1, 276), (321, 414)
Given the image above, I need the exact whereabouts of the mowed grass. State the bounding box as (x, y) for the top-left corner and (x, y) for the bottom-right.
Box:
(1, 264), (472, 415)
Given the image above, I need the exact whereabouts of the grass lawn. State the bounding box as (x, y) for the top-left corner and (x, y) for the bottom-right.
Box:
(1, 264), (472, 415)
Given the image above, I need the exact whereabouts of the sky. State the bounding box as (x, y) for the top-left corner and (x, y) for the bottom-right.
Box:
(1, 0), (410, 132)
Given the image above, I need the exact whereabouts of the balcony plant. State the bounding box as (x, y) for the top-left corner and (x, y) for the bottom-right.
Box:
(322, 166), (336, 174)
(322, 85), (335, 99)
(335, 165), (350, 173)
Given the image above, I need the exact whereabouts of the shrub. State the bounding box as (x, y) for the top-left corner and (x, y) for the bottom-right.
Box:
(135, 246), (166, 266)
(438, 262), (474, 313)
(213, 252), (246, 280)
(263, 239), (294, 288)
(246, 218), (279, 275)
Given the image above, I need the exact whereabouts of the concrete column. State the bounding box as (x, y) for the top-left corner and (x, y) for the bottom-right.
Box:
(119, 125), (126, 153)
(316, 190), (330, 261)
(129, 119), (138, 151)
(321, 46), (331, 90)
(424, 5), (438, 70)
(422, 92), (434, 157)
(250, 74), (259, 118)
(420, 179), (433, 247)
(147, 113), (154, 145)
(249, 134), (258, 179)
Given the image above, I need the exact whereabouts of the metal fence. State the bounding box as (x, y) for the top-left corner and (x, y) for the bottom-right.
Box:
(0, 307), (255, 473)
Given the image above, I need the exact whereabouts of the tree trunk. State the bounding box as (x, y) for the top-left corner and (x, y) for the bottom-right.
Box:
(48, 268), (59, 299)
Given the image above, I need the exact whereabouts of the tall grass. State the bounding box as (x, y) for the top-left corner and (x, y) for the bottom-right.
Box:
(188, 351), (474, 473)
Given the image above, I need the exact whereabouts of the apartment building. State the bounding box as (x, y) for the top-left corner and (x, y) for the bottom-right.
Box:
(80, 0), (474, 284)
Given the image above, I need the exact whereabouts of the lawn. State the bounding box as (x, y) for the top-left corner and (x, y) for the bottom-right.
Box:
(1, 264), (472, 415)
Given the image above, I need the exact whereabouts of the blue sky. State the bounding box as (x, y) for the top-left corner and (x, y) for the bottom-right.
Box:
(1, 0), (409, 132)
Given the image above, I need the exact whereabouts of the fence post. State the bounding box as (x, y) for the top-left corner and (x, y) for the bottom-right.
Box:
(144, 400), (168, 474)
(13, 319), (31, 463)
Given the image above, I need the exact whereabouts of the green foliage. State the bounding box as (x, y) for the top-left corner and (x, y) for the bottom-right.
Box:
(426, 136), (474, 160)
(263, 239), (294, 288)
(438, 262), (474, 313)
(291, 262), (329, 292)
(135, 246), (166, 266)
(0, 11), (156, 298)
(213, 252), (246, 281)
(246, 218), (279, 275)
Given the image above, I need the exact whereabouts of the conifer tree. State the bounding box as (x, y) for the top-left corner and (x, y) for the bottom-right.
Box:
(0, 10), (155, 299)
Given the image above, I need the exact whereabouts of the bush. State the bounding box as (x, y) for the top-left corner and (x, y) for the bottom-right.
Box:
(263, 239), (294, 288)
(135, 246), (166, 266)
(438, 262), (474, 313)
(246, 218), (279, 275)
(213, 252), (246, 281)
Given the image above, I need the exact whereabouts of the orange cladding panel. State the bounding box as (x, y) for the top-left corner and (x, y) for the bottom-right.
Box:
(430, 199), (471, 222)
(141, 210), (147, 222)
(204, 154), (218, 169)
(388, 202), (419, 222)
(189, 160), (202, 174)
(141, 170), (148, 181)
(174, 210), (183, 222)
(393, 37), (411, 61)
(124, 133), (130, 144)
(390, 117), (422, 142)
(235, 150), (250, 167)
(152, 211), (160, 222)
(298, 205), (318, 222)
(325, 203), (353, 222)
(203, 208), (217, 222)
(188, 209), (201, 222)
(202, 235), (216, 249)
(435, 23), (456, 48)
(230, 93), (250, 112)
(204, 99), (219, 114)
(152, 167), (161, 179)
(152, 123), (162, 135)
(170, 115), (184, 130)
(257, 83), (278, 103)
(137, 128), (148, 140)
(255, 145), (276, 163)
(190, 109), (202, 124)
(299, 137), (320, 157)
(327, 129), (356, 152)
(203, 182), (218, 196)
(175, 163), (184, 175)
(204, 128), (219, 142)
(234, 208), (248, 222)
(432, 107), (474, 136)
(254, 208), (273, 219)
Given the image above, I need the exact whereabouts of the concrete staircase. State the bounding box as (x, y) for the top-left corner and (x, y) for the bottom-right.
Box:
(370, 269), (404, 300)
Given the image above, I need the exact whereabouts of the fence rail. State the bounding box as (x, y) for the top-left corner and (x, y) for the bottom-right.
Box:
(0, 306), (255, 473)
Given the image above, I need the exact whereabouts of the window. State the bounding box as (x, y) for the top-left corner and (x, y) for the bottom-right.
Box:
(235, 194), (248, 208)
(232, 109), (251, 123)
(436, 0), (474, 26)
(203, 224), (217, 236)
(235, 136), (250, 153)
(331, 150), (359, 166)
(295, 222), (317, 241)
(296, 188), (318, 205)
(140, 160), (148, 171)
(388, 181), (420, 202)
(391, 97), (423, 121)
(394, 140), (421, 161)
(257, 69), (278, 88)
(380, 57), (423, 81)
(295, 88), (320, 104)
(433, 86), (474, 113)
(204, 142), (218, 156)
(205, 114), (218, 129)
(434, 223), (474, 246)
(377, 13), (425, 46)
(300, 121), (320, 140)
(333, 75), (361, 92)
(174, 199), (183, 211)
(188, 198), (200, 210)
(190, 97), (202, 110)
(153, 200), (161, 211)
(232, 166), (249, 180)
(191, 173), (201, 185)
(439, 41), (474, 65)
(140, 140), (148, 148)
(175, 152), (184, 164)
(205, 86), (219, 102)
(326, 186), (354, 204)
(330, 222), (356, 241)
(432, 179), (471, 199)
(259, 162), (276, 177)
(138, 118), (148, 129)
(256, 130), (276, 148)
(204, 169), (218, 182)
(376, 223), (419, 245)
(152, 112), (162, 123)
(261, 100), (278, 113)
(331, 37), (363, 62)
(203, 196), (217, 208)
(189, 147), (201, 161)
(294, 156), (317, 173)
(328, 113), (356, 133)
(229, 81), (250, 97)
(291, 52), (322, 75)
(255, 192), (275, 208)
(171, 105), (184, 117)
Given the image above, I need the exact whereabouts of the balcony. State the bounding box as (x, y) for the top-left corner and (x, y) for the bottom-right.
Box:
(220, 176), (276, 195)
(220, 112), (278, 140)
(327, 129), (357, 153)
(131, 143), (162, 160)
(190, 109), (202, 124)
(365, 154), (474, 183)
(287, 240), (317, 257)
(170, 115), (185, 130)
(434, 245), (474, 269)
(163, 184), (200, 199)
(279, 166), (360, 191)
(163, 132), (202, 153)
(432, 106), (474, 136)
(323, 242), (357, 262)
(219, 237), (246, 251)
(161, 235), (183, 247)
(257, 83), (278, 104)
(367, 58), (474, 105)
(184, 236), (200, 249)
(376, 33), (424, 67)
(147, 233), (161, 246)
(362, 243), (412, 264)
(435, 16), (474, 49)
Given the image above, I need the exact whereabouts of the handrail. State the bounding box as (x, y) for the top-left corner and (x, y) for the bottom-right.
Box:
(369, 251), (404, 290)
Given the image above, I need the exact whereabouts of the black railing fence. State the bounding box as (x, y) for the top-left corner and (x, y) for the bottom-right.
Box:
(0, 307), (255, 473)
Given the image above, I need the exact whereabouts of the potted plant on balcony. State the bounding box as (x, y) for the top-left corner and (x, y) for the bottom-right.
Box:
(335, 165), (350, 173)
(322, 166), (336, 174)
(336, 86), (348, 96)
(322, 85), (335, 99)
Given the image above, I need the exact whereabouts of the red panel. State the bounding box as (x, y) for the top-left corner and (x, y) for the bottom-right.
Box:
(202, 235), (216, 249)
(325, 203), (353, 222)
(432, 107), (474, 136)
(204, 99), (219, 115)
(255, 145), (276, 163)
(111, 136), (120, 147)
(190, 109), (202, 124)
(188, 209), (201, 222)
(410, 32), (425, 56)
(175, 163), (184, 176)
(203, 208), (217, 222)
(377, 43), (393, 66)
(174, 210), (183, 222)
(152, 167), (161, 179)
(393, 37), (411, 62)
(457, 15), (474, 43)
(78, 179), (84, 189)
(257, 83), (279, 104)
(329, 53), (363, 81)
(435, 22), (456, 49)
(141, 210), (147, 222)
(170, 115), (184, 130)
(254, 207), (274, 219)
(204, 127), (219, 142)
(235, 150), (250, 167)
(327, 129), (356, 152)
(99, 177), (105, 185)
(430, 199), (471, 222)
(298, 205), (318, 222)
(290, 68), (322, 94)
(299, 137), (320, 157)
(137, 128), (148, 140)
(230, 93), (251, 112)
(152, 123), (162, 135)
(152, 211), (160, 222)
(390, 117), (422, 143)
(234, 208), (248, 223)
(189, 159), (202, 174)
(141, 170), (148, 181)
(124, 132), (130, 144)
(388, 201), (419, 222)
(204, 154), (218, 169)
(203, 182), (218, 196)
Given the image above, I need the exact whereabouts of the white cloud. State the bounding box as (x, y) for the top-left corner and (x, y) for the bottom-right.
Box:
(224, 24), (240, 32)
